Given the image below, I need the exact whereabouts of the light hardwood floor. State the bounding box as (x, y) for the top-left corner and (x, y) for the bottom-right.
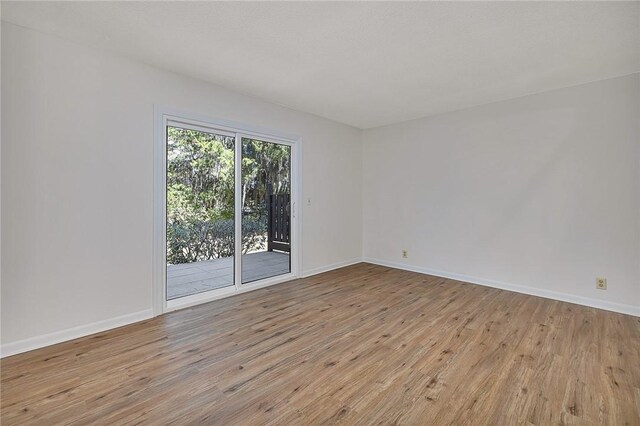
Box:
(2, 263), (639, 425)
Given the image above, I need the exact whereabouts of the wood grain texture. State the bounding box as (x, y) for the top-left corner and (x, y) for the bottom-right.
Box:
(2, 263), (639, 425)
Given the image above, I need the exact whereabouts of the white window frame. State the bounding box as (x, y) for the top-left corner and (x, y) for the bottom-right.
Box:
(153, 106), (302, 315)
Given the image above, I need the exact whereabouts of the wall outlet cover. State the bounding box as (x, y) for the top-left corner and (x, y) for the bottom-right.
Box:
(596, 277), (607, 290)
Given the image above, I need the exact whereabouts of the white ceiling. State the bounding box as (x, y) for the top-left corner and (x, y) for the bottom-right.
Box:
(3, 1), (639, 129)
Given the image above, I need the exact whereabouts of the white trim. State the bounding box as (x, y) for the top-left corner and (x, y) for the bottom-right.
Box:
(166, 118), (237, 139)
(153, 105), (302, 314)
(166, 284), (238, 312)
(302, 258), (363, 278)
(289, 137), (303, 279)
(5, 256), (636, 358)
(363, 258), (640, 317)
(164, 273), (298, 313)
(0, 309), (154, 358)
(156, 105), (299, 143)
(152, 106), (167, 316)
(0, 254), (346, 357)
(233, 133), (242, 291)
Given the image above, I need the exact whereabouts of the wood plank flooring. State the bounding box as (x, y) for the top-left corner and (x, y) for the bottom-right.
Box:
(2, 263), (639, 425)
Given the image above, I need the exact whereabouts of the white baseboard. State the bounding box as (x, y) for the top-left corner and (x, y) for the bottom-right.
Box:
(0, 257), (361, 358)
(4, 257), (636, 358)
(1, 257), (362, 358)
(302, 258), (363, 278)
(1, 309), (153, 358)
(363, 257), (640, 317)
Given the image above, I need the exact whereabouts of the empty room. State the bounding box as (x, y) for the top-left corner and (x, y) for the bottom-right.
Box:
(1, 1), (639, 424)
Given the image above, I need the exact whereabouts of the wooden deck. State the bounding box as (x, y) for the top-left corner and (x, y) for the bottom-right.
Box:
(168, 251), (290, 299)
(2, 263), (639, 425)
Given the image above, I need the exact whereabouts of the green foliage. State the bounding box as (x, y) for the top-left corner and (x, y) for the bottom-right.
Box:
(167, 127), (235, 222)
(241, 138), (291, 215)
(167, 217), (266, 264)
(166, 127), (290, 264)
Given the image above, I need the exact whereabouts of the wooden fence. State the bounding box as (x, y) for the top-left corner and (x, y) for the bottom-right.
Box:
(267, 193), (290, 253)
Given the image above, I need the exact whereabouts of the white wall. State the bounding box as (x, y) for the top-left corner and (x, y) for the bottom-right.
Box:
(363, 74), (640, 314)
(1, 23), (362, 349)
(2, 21), (639, 356)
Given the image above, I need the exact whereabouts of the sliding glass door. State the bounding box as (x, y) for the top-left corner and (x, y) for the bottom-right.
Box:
(160, 114), (297, 311)
(241, 138), (291, 283)
(166, 124), (236, 300)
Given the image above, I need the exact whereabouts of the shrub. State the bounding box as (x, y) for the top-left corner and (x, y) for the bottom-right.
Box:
(167, 217), (267, 264)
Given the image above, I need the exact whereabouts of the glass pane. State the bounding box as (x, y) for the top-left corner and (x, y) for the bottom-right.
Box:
(241, 138), (291, 283)
(166, 125), (235, 300)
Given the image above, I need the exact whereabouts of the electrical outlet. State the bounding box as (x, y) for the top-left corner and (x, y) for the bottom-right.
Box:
(596, 277), (607, 290)
(402, 250), (408, 258)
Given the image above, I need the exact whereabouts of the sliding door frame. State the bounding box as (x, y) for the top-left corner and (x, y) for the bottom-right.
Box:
(153, 106), (302, 315)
